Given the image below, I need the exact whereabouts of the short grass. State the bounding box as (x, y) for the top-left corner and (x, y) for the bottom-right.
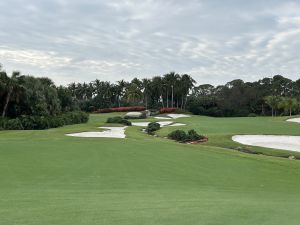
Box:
(1, 113), (300, 225)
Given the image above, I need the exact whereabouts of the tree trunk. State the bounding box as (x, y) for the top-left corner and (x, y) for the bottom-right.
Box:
(145, 94), (148, 109)
(161, 94), (164, 108)
(181, 95), (184, 109)
(271, 107), (274, 117)
(166, 90), (168, 108)
(290, 108), (292, 116)
(184, 95), (188, 110)
(261, 104), (264, 115)
(171, 86), (174, 108)
(2, 88), (12, 118)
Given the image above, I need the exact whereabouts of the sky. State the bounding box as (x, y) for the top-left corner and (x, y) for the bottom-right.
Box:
(0, 0), (300, 86)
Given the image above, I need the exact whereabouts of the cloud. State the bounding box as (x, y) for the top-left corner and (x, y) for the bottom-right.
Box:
(0, 0), (300, 85)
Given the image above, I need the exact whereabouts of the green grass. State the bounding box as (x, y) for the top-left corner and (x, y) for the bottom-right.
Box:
(1, 113), (300, 224)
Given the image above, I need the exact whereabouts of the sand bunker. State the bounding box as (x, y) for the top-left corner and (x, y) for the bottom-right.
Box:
(167, 114), (191, 119)
(170, 123), (186, 127)
(154, 116), (171, 120)
(287, 118), (300, 123)
(232, 135), (300, 152)
(66, 127), (127, 138)
(132, 121), (174, 127)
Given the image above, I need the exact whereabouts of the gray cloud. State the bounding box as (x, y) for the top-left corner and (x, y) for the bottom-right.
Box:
(0, 0), (299, 85)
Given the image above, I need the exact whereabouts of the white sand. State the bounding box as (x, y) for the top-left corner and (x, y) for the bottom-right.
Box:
(232, 135), (300, 152)
(169, 123), (186, 127)
(154, 116), (171, 120)
(125, 112), (143, 117)
(167, 114), (191, 119)
(132, 121), (174, 127)
(287, 118), (300, 123)
(66, 126), (127, 138)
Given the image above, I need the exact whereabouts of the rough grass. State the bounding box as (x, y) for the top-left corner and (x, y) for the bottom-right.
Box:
(1, 113), (300, 225)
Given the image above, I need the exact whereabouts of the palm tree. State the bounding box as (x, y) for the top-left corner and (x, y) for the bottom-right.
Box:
(142, 78), (151, 109)
(126, 83), (143, 104)
(151, 76), (165, 108)
(264, 96), (281, 117)
(180, 74), (196, 109)
(116, 79), (127, 107)
(2, 71), (24, 117)
(279, 97), (298, 116)
(163, 72), (181, 108)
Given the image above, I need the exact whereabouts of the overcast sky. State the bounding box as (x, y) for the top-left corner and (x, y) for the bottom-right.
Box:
(0, 0), (300, 85)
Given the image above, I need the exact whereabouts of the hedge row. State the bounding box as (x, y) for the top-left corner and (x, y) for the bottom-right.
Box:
(159, 108), (177, 114)
(0, 111), (89, 130)
(96, 106), (146, 113)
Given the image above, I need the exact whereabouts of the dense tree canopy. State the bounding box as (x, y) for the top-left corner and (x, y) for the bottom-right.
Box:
(1, 63), (300, 118)
(189, 75), (300, 117)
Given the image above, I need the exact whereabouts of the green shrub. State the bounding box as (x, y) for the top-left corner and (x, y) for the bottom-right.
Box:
(168, 129), (205, 142)
(107, 116), (123, 123)
(62, 111), (89, 124)
(48, 117), (65, 128)
(19, 115), (50, 130)
(146, 122), (160, 134)
(186, 129), (200, 141)
(1, 111), (89, 130)
(5, 118), (24, 130)
(107, 116), (132, 126)
(65, 111), (89, 124)
(121, 119), (132, 126)
(35, 116), (50, 129)
(0, 118), (8, 130)
(20, 115), (35, 129)
(0, 118), (6, 126)
(168, 130), (187, 142)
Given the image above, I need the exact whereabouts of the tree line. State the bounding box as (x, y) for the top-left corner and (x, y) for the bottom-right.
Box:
(1, 63), (300, 119)
(188, 75), (300, 117)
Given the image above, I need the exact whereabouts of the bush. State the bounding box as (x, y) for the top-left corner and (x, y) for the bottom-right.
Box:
(146, 122), (160, 135)
(187, 129), (200, 141)
(48, 116), (65, 128)
(1, 111), (89, 130)
(107, 116), (132, 126)
(186, 129), (204, 142)
(5, 118), (24, 130)
(0, 118), (8, 130)
(248, 113), (257, 117)
(107, 116), (123, 123)
(168, 130), (187, 142)
(62, 111), (89, 125)
(168, 129), (205, 143)
(20, 115), (50, 130)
